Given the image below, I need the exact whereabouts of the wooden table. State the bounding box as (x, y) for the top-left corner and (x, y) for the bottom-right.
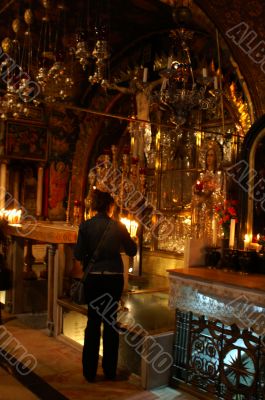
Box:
(6, 222), (78, 335)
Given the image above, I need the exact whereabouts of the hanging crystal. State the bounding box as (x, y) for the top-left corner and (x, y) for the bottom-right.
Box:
(35, 0), (53, 92)
(42, 55), (74, 102)
(36, 1), (75, 103)
(89, 39), (109, 84)
(0, 13), (33, 120)
(75, 31), (91, 70)
(155, 7), (221, 127)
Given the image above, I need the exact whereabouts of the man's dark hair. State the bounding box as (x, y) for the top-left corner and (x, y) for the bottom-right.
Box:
(91, 189), (114, 213)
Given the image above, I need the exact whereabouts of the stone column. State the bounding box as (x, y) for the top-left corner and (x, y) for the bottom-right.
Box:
(9, 236), (24, 313)
(47, 244), (57, 336)
(53, 244), (65, 337)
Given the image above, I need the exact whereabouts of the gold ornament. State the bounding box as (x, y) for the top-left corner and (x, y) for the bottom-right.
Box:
(1, 37), (12, 53)
(24, 9), (33, 25)
(12, 18), (20, 34)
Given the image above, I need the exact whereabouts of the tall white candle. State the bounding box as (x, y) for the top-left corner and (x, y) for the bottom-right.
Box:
(202, 67), (207, 78)
(229, 218), (236, 249)
(143, 67), (148, 83)
(212, 218), (217, 247)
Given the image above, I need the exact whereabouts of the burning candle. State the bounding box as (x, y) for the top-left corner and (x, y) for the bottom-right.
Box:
(229, 218), (236, 249)
(244, 234), (250, 250)
(120, 216), (138, 237)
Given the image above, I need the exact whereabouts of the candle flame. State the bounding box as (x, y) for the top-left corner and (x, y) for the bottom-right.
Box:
(0, 208), (22, 225)
(244, 234), (250, 242)
(120, 217), (138, 238)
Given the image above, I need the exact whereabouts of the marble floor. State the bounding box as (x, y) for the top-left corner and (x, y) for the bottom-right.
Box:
(0, 310), (200, 400)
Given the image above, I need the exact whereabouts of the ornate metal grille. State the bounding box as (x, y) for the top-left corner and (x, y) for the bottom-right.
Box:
(171, 311), (265, 399)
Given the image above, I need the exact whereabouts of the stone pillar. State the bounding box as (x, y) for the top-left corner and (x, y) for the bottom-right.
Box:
(53, 244), (65, 337)
(9, 237), (24, 313)
(47, 244), (57, 336)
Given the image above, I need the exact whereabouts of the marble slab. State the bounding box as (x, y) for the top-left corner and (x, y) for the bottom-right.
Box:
(167, 268), (265, 334)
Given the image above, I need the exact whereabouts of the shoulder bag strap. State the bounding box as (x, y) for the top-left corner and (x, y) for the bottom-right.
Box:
(81, 219), (112, 282)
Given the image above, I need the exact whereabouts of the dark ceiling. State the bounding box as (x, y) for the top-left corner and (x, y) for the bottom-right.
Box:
(0, 0), (174, 60)
(0, 0), (244, 107)
(0, 1), (177, 102)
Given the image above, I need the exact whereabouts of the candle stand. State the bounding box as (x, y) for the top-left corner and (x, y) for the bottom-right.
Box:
(205, 246), (221, 268)
(220, 248), (265, 274)
(222, 248), (240, 272)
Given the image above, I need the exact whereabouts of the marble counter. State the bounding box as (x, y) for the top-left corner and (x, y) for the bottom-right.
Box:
(167, 267), (265, 334)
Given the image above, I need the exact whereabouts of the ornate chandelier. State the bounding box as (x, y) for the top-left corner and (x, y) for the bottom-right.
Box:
(0, 11), (35, 119)
(0, 86), (30, 120)
(0, 0), (114, 115)
(89, 38), (109, 85)
(35, 1), (74, 103)
(75, 31), (91, 71)
(73, 0), (110, 85)
(74, 32), (109, 85)
(157, 7), (221, 126)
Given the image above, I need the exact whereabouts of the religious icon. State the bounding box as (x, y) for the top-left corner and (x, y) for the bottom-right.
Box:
(48, 160), (70, 220)
(6, 121), (48, 161)
(191, 140), (224, 242)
